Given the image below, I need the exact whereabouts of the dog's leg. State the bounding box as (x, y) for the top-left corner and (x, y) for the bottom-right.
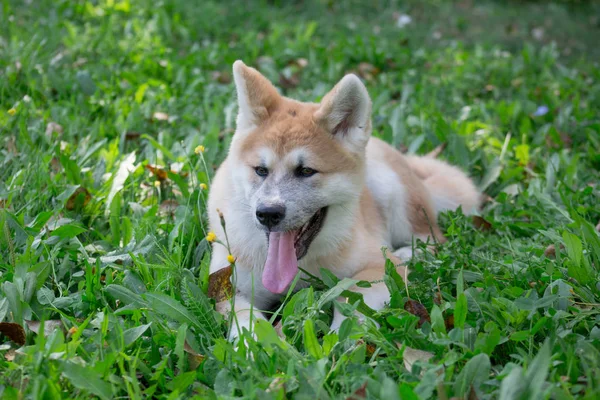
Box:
(210, 244), (267, 341)
(216, 293), (266, 341)
(330, 264), (407, 331)
(392, 234), (438, 261)
(405, 155), (481, 215)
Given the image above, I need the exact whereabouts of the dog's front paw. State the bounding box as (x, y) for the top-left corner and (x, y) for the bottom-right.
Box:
(330, 310), (346, 332)
(393, 246), (421, 261)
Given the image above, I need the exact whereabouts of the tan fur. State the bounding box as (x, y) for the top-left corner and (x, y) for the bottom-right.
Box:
(238, 100), (359, 174)
(208, 61), (480, 339)
(368, 138), (445, 242)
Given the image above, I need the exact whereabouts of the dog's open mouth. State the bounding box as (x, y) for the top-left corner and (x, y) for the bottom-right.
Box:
(294, 207), (328, 260)
(262, 207), (328, 294)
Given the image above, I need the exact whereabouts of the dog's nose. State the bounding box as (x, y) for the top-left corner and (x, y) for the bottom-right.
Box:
(256, 205), (286, 229)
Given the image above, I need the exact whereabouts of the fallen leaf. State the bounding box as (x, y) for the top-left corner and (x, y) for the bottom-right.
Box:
(45, 122), (64, 138)
(125, 131), (141, 141)
(479, 194), (495, 208)
(397, 343), (434, 372)
(354, 62), (380, 82)
(159, 199), (178, 216)
(544, 243), (565, 259)
(0, 322), (26, 345)
(445, 314), (455, 330)
(25, 320), (65, 336)
(472, 216), (493, 232)
(211, 71), (232, 84)
(208, 266), (233, 302)
(546, 131), (572, 149)
(366, 343), (376, 357)
(66, 186), (91, 211)
(346, 381), (368, 399)
(274, 321), (285, 339)
(51, 156), (61, 172)
(279, 72), (300, 89)
(404, 300), (431, 328)
(184, 340), (205, 369)
(434, 291), (442, 305)
(145, 164), (168, 181)
(152, 112), (169, 121)
(4, 348), (16, 361)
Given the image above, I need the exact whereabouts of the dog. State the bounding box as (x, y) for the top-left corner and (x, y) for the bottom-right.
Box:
(207, 60), (480, 339)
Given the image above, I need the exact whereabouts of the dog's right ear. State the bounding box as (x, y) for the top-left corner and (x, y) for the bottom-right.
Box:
(233, 60), (280, 130)
(314, 74), (372, 154)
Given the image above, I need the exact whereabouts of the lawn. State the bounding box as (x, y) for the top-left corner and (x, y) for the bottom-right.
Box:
(1, 0), (600, 398)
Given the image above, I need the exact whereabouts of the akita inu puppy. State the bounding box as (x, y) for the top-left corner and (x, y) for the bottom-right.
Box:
(208, 61), (480, 339)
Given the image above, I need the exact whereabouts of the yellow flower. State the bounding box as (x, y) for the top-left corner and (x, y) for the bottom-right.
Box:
(200, 183), (207, 190)
(68, 326), (77, 335)
(194, 145), (205, 154)
(154, 180), (161, 188)
(227, 254), (235, 264)
(206, 231), (216, 242)
(8, 108), (16, 116)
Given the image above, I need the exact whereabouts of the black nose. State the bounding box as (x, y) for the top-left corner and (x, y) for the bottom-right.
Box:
(256, 205), (286, 229)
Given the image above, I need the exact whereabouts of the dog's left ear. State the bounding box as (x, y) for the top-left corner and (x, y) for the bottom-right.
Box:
(314, 74), (372, 153)
(233, 60), (280, 130)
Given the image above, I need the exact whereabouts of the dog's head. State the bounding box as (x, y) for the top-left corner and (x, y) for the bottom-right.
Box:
(227, 60), (372, 293)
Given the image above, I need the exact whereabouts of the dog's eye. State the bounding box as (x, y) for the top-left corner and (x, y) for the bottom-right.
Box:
(296, 166), (318, 178)
(254, 166), (269, 177)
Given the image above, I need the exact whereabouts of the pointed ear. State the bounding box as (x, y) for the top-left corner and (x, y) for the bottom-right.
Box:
(233, 60), (281, 130)
(314, 74), (372, 152)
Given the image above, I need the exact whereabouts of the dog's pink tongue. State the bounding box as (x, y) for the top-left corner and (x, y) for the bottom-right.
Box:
(262, 231), (298, 294)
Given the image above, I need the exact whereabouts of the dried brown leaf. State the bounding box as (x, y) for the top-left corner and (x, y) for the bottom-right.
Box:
(472, 216), (493, 232)
(184, 340), (205, 369)
(366, 343), (377, 357)
(4, 348), (16, 361)
(445, 314), (455, 330)
(404, 299), (430, 327)
(45, 122), (64, 138)
(274, 321), (285, 339)
(433, 291), (442, 305)
(51, 157), (61, 172)
(66, 186), (91, 211)
(356, 62), (380, 81)
(0, 322), (25, 345)
(145, 164), (168, 181)
(279, 73), (300, 89)
(159, 199), (179, 216)
(346, 382), (368, 399)
(208, 266), (233, 302)
(544, 243), (565, 259)
(125, 131), (141, 141)
(211, 71), (232, 84)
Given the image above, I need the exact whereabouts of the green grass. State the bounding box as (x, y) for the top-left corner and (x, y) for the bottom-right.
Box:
(1, 0), (600, 398)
